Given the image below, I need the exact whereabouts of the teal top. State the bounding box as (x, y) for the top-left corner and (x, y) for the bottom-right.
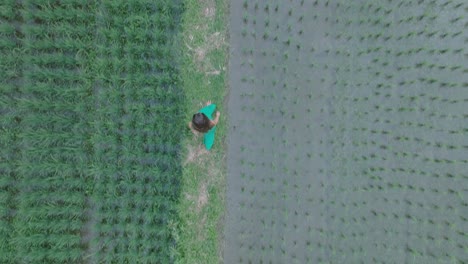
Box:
(198, 104), (217, 150)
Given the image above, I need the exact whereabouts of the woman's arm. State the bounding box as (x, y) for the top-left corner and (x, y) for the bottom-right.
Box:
(212, 111), (220, 125)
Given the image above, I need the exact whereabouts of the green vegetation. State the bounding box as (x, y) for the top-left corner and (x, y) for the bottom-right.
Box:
(1, 0), (229, 262)
(2, 0), (97, 262)
(89, 1), (184, 263)
(173, 0), (228, 263)
(1, 0), (188, 262)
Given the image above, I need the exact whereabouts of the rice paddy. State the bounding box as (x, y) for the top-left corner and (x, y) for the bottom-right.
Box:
(225, 0), (467, 263)
(1, 0), (184, 262)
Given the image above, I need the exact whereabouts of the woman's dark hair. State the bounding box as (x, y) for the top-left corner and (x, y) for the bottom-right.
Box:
(192, 113), (213, 133)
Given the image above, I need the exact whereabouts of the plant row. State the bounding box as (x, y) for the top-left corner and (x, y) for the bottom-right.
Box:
(88, 0), (183, 263)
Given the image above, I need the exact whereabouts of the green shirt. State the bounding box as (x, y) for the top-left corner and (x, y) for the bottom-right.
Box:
(198, 104), (217, 150)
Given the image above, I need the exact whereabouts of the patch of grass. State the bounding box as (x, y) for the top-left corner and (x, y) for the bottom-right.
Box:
(173, 0), (228, 263)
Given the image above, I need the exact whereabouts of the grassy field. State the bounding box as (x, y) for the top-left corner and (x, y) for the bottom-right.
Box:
(174, 0), (228, 263)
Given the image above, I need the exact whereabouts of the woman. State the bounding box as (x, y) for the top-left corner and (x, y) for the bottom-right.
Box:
(188, 100), (221, 150)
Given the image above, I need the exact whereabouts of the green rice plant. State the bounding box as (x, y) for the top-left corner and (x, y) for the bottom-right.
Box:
(0, 1), (15, 20)
(242, 13), (248, 24)
(0, 36), (16, 50)
(264, 3), (270, 13)
(0, 23), (15, 37)
(5, 0), (208, 262)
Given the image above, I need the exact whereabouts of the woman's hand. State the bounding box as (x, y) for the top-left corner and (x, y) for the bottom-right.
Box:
(206, 100), (212, 106)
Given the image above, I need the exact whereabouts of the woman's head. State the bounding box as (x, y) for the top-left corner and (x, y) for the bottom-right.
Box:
(192, 113), (213, 133)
